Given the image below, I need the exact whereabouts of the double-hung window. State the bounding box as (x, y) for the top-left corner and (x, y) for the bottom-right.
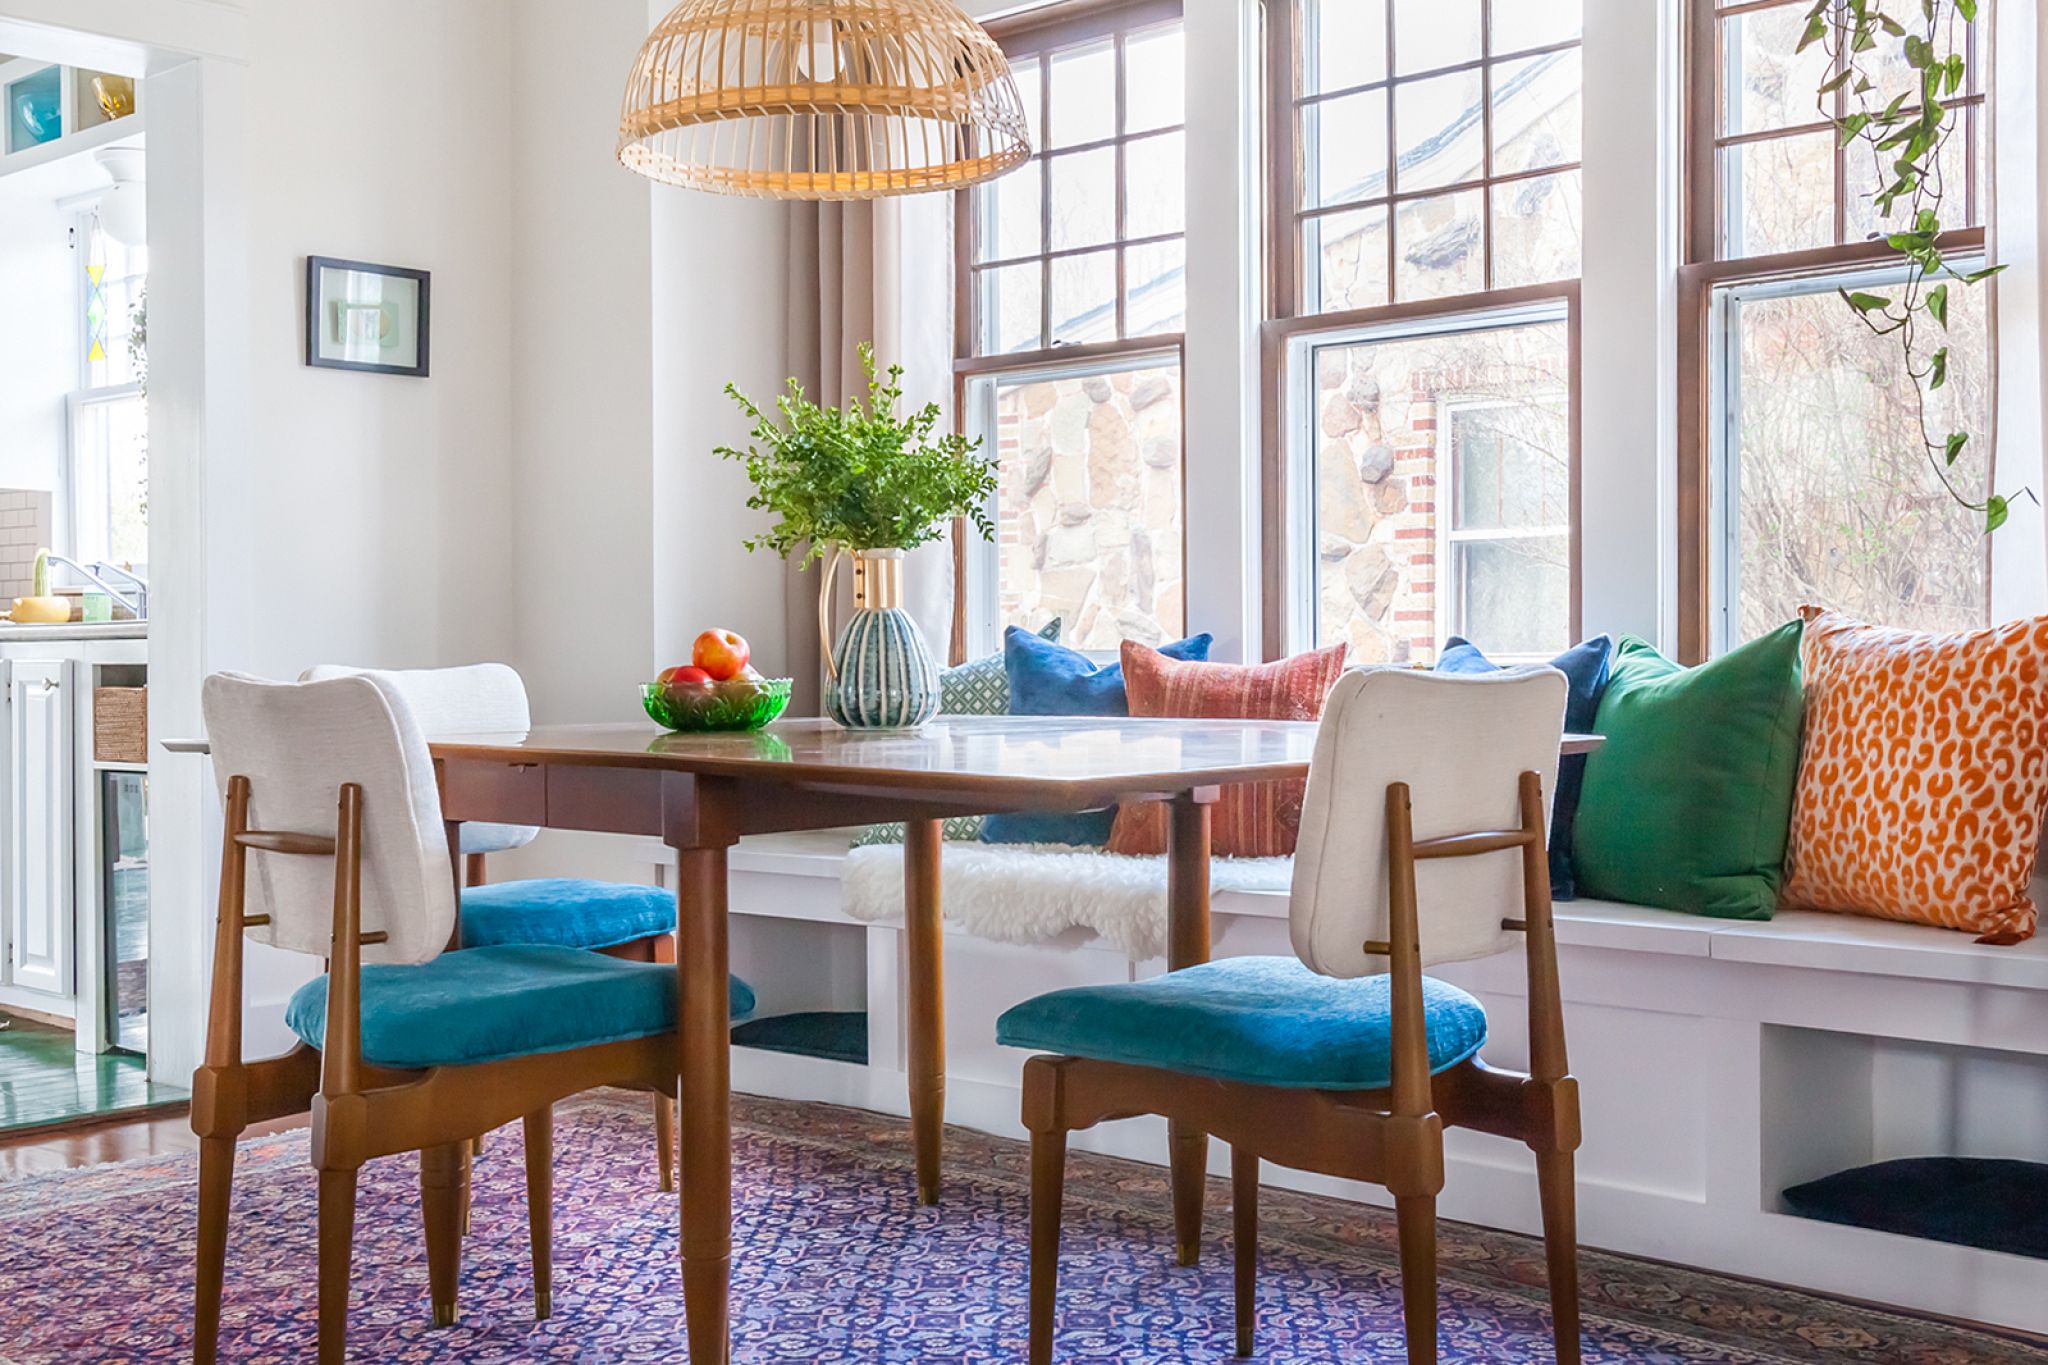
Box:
(67, 212), (147, 571)
(1681, 0), (1991, 653)
(1265, 0), (1583, 663)
(955, 0), (1186, 660)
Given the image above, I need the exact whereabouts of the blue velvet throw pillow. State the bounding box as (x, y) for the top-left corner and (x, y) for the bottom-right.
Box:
(981, 627), (1216, 846)
(1435, 633), (1613, 900)
(1003, 626), (1215, 717)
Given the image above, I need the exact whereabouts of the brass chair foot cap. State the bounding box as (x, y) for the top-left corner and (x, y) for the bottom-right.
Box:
(917, 1183), (941, 1207)
(432, 1303), (457, 1329)
(660, 1171), (675, 1193)
(1177, 1241), (1200, 1267)
(534, 1292), (552, 1321)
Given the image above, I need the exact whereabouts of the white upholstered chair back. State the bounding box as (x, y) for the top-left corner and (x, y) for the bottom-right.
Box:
(300, 662), (539, 856)
(202, 672), (457, 965)
(1289, 667), (1567, 979)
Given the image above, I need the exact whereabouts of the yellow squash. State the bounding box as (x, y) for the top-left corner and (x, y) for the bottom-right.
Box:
(8, 596), (72, 624)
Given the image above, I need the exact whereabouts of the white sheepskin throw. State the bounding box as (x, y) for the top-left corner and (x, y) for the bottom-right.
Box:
(840, 842), (1294, 960)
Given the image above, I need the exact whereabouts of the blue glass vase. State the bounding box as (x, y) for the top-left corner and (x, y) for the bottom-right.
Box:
(822, 549), (940, 730)
(8, 66), (61, 151)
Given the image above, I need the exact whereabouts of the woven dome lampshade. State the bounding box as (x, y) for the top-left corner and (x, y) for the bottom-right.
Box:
(618, 0), (1034, 200)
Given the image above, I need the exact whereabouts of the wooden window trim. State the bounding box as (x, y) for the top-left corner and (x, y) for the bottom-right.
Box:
(950, 0), (1191, 664)
(1676, 0), (1997, 661)
(1259, 280), (1583, 660)
(1262, 1), (1585, 661)
(1265, 0), (1587, 324)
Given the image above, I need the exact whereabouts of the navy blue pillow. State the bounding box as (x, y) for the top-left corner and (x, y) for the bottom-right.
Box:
(1436, 634), (1613, 900)
(1782, 1158), (2048, 1260)
(982, 628), (1215, 846)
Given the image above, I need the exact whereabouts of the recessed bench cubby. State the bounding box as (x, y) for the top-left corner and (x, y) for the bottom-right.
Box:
(470, 831), (2048, 1335)
(1761, 1024), (2048, 1256)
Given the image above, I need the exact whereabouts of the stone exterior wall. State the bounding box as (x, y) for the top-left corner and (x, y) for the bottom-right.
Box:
(994, 365), (1184, 650)
(1315, 324), (1571, 664)
(1316, 346), (1443, 666)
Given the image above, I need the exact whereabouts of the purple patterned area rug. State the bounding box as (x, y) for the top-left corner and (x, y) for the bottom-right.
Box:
(1, 1092), (2042, 1364)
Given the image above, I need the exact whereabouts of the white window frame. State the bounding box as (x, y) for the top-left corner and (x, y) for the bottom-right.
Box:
(958, 340), (1186, 661)
(1278, 290), (1577, 659)
(65, 385), (146, 570)
(1707, 254), (1987, 655)
(62, 209), (148, 572)
(1436, 394), (1573, 660)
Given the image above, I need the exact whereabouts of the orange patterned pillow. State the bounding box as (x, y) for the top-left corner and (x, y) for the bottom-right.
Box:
(1107, 642), (1348, 858)
(1781, 608), (2048, 942)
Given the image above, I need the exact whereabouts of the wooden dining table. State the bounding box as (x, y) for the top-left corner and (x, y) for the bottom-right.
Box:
(173, 713), (1599, 1360)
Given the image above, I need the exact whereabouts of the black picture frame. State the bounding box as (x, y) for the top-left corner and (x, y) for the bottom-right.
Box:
(304, 256), (431, 378)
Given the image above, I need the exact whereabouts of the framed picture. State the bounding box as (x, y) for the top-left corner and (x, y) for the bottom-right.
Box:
(305, 256), (430, 377)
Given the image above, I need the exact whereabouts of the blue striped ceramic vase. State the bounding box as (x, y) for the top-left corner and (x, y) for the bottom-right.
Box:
(824, 549), (941, 730)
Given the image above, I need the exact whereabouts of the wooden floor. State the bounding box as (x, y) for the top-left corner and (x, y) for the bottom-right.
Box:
(0, 1013), (185, 1136)
(0, 1105), (306, 1179)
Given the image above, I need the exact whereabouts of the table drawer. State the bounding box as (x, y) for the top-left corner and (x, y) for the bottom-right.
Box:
(439, 757), (546, 825)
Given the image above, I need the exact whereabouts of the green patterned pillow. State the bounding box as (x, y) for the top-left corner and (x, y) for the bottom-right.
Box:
(854, 619), (1059, 847)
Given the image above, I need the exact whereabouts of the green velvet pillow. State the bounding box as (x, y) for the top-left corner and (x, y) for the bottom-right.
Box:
(1571, 621), (1805, 920)
(854, 618), (1060, 847)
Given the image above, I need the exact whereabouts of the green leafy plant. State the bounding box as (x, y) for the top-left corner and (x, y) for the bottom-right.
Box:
(1801, 0), (2029, 530)
(719, 342), (997, 564)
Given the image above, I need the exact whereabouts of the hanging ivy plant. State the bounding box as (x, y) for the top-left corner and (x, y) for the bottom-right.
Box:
(1800, 0), (2029, 531)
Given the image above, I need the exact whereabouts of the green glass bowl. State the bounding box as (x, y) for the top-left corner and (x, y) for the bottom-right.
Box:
(642, 677), (792, 733)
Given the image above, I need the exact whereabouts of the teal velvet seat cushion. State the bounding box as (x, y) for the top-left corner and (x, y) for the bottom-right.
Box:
(996, 956), (1487, 1091)
(285, 944), (756, 1070)
(460, 878), (677, 951)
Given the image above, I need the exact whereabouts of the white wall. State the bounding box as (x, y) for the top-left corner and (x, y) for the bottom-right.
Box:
(1990, 0), (2048, 621)
(647, 165), (793, 678)
(0, 182), (73, 504)
(235, 0), (515, 682)
(507, 0), (656, 728)
(508, 0), (797, 713)
(1579, 0), (1680, 645)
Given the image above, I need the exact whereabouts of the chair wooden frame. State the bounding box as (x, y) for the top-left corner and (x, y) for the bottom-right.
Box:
(1021, 770), (1582, 1364)
(191, 776), (680, 1365)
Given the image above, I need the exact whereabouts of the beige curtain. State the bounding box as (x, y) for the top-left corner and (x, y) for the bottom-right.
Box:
(783, 195), (960, 714)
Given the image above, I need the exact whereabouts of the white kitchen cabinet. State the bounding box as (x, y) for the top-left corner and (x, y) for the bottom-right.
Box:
(6, 656), (75, 1001)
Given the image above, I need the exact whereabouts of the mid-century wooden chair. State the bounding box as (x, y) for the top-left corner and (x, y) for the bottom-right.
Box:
(191, 672), (705, 1364)
(1000, 667), (1583, 1364)
(301, 662), (753, 1190)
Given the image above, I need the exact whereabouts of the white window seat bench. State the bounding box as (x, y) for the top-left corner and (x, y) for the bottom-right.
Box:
(625, 830), (2048, 1336)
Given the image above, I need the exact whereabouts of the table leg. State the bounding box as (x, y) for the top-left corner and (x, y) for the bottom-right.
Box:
(676, 845), (732, 1362)
(1167, 792), (1213, 1267)
(904, 817), (946, 1205)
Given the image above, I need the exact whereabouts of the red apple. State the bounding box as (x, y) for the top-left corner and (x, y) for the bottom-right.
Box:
(692, 628), (751, 681)
(658, 663), (713, 688)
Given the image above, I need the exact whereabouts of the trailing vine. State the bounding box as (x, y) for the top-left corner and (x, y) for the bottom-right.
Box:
(1800, 0), (2029, 531)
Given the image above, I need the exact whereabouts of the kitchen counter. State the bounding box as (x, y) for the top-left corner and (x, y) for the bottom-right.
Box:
(0, 620), (147, 641)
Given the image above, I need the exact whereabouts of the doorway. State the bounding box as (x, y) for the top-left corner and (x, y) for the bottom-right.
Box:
(0, 41), (163, 1130)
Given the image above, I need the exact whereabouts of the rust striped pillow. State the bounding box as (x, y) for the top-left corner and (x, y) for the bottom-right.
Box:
(1108, 642), (1349, 858)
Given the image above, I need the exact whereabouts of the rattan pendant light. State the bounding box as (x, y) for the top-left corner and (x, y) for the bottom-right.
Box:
(617, 0), (1033, 200)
